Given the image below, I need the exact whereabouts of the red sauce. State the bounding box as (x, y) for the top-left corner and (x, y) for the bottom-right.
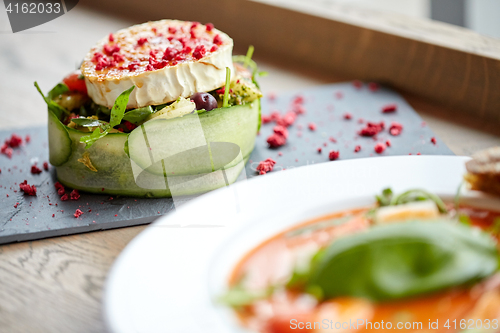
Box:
(229, 206), (500, 333)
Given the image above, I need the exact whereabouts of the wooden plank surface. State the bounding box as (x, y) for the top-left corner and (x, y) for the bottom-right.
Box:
(0, 4), (500, 333)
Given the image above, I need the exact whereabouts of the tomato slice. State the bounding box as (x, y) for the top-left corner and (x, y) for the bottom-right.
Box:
(62, 70), (87, 95)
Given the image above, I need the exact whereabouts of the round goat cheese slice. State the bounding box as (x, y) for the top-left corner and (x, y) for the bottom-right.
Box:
(81, 20), (234, 109)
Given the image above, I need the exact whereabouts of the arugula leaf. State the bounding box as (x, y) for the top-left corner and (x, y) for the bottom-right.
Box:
(376, 188), (393, 206)
(306, 221), (499, 302)
(122, 106), (153, 124)
(47, 83), (69, 100)
(218, 279), (274, 308)
(80, 86), (135, 148)
(80, 128), (109, 148)
(71, 118), (109, 127)
(34, 81), (70, 119)
(109, 86), (135, 127)
(390, 189), (448, 213)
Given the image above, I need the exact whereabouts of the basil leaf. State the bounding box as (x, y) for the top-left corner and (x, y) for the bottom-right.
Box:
(71, 118), (109, 127)
(80, 127), (109, 149)
(34, 81), (70, 119)
(122, 106), (153, 124)
(80, 86), (134, 148)
(306, 221), (499, 302)
(109, 86), (135, 128)
(47, 83), (69, 100)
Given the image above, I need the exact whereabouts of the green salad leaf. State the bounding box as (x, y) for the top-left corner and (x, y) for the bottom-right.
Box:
(47, 83), (69, 100)
(122, 106), (153, 124)
(80, 86), (135, 148)
(375, 188), (447, 213)
(71, 118), (109, 127)
(34, 81), (70, 119)
(305, 221), (499, 302)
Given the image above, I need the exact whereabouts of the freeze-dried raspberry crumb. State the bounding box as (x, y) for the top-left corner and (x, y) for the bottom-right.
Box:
(359, 122), (385, 137)
(382, 104), (397, 113)
(261, 115), (272, 124)
(329, 137), (337, 143)
(292, 95), (304, 105)
(277, 112), (296, 127)
(368, 82), (379, 92)
(19, 180), (36, 196)
(14, 202), (19, 208)
(205, 23), (214, 32)
(74, 209), (83, 218)
(292, 104), (306, 115)
(267, 133), (286, 148)
(52, 214), (55, 218)
(386, 140), (391, 147)
(389, 122), (403, 136)
(352, 80), (363, 89)
(317, 147), (322, 153)
(1, 144), (13, 158)
(43, 162), (49, 171)
(192, 45), (206, 60)
(213, 34), (223, 45)
(55, 182), (64, 190)
(329, 150), (340, 161)
(31, 164), (42, 174)
(57, 187), (65, 196)
(335, 91), (343, 99)
(343, 113), (352, 120)
(61, 193), (69, 201)
(354, 145), (361, 153)
(5, 134), (22, 148)
(374, 143), (386, 154)
(431, 137), (437, 145)
(70, 189), (80, 201)
(308, 123), (317, 131)
(25, 135), (31, 143)
(256, 158), (276, 175)
(273, 125), (288, 139)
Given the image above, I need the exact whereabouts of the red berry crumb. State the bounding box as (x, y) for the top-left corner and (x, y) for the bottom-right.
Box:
(70, 189), (80, 201)
(206, 23), (214, 32)
(25, 135), (31, 143)
(317, 147), (322, 153)
(273, 125), (288, 139)
(374, 143), (386, 154)
(19, 180), (36, 196)
(52, 214), (55, 218)
(368, 82), (379, 92)
(329, 136), (337, 143)
(354, 145), (361, 153)
(343, 113), (352, 120)
(277, 112), (296, 127)
(262, 115), (272, 124)
(256, 158), (276, 175)
(43, 162), (49, 171)
(74, 209), (83, 218)
(359, 122), (384, 137)
(386, 140), (391, 147)
(267, 133), (286, 148)
(389, 122), (403, 136)
(431, 137), (437, 145)
(308, 123), (317, 131)
(61, 193), (69, 201)
(352, 80), (363, 89)
(382, 104), (398, 113)
(31, 164), (42, 174)
(329, 150), (340, 161)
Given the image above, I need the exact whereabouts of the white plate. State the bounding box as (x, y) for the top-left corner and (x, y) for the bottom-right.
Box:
(104, 155), (499, 333)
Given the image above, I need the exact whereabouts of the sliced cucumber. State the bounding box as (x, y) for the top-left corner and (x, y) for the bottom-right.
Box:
(128, 100), (260, 176)
(47, 110), (72, 166)
(51, 100), (260, 197)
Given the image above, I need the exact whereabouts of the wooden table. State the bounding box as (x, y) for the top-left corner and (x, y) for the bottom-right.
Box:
(1, 5), (499, 333)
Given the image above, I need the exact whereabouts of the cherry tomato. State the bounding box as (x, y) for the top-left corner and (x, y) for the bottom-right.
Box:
(62, 70), (87, 95)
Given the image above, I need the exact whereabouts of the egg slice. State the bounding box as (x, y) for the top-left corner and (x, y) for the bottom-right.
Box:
(81, 20), (234, 109)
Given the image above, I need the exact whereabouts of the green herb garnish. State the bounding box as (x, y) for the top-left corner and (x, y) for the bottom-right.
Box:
(222, 67), (230, 108)
(34, 81), (70, 119)
(80, 86), (135, 148)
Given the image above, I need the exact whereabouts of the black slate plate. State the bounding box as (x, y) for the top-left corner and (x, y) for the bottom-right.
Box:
(0, 82), (453, 244)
